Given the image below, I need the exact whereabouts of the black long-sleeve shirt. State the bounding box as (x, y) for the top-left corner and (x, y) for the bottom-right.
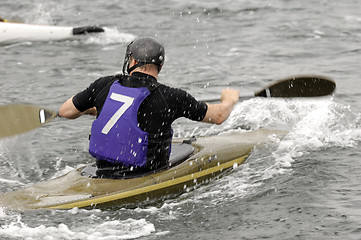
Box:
(72, 72), (207, 170)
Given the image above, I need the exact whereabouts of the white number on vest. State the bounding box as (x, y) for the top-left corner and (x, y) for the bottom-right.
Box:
(101, 93), (134, 134)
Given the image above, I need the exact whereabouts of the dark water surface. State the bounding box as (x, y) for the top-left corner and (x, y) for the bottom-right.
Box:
(1, 0), (361, 239)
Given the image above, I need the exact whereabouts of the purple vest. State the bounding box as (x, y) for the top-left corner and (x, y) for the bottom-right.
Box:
(89, 81), (150, 167)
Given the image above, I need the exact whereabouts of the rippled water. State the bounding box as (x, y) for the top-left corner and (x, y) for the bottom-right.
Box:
(1, 0), (361, 239)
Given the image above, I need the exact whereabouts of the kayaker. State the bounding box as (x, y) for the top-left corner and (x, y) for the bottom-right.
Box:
(59, 37), (239, 176)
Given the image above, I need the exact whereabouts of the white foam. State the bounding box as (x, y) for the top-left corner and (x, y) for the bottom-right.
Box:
(176, 97), (361, 203)
(0, 178), (24, 185)
(83, 27), (136, 46)
(50, 165), (76, 179)
(0, 217), (155, 240)
(0, 207), (8, 218)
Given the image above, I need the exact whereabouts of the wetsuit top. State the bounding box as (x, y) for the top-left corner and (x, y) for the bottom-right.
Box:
(72, 72), (208, 170)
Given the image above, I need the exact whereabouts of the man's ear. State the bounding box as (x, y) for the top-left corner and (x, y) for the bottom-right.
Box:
(129, 57), (138, 67)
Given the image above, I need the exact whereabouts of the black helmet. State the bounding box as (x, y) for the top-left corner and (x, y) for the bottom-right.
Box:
(122, 37), (165, 75)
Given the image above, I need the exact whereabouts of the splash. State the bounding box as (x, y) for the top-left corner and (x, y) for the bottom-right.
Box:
(172, 97), (361, 204)
(0, 209), (155, 240)
(21, 2), (62, 25)
(234, 97), (361, 179)
(83, 27), (136, 46)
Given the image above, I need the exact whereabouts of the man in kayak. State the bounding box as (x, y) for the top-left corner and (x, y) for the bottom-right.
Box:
(59, 37), (239, 176)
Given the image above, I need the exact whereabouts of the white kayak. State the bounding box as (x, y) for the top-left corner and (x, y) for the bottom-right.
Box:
(0, 22), (104, 44)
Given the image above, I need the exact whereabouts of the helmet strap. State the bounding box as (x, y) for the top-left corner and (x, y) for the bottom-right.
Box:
(127, 62), (146, 75)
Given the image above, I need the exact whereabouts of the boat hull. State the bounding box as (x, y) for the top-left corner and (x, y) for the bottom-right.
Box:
(0, 129), (285, 210)
(0, 22), (75, 43)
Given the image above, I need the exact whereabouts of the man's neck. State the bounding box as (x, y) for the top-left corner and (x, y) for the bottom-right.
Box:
(130, 69), (158, 79)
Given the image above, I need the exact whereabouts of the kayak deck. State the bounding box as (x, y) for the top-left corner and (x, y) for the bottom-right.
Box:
(81, 140), (195, 179)
(0, 129), (285, 210)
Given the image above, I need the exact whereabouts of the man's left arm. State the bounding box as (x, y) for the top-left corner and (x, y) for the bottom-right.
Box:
(202, 88), (239, 125)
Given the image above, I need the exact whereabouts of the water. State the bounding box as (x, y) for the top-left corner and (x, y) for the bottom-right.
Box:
(1, 0), (361, 239)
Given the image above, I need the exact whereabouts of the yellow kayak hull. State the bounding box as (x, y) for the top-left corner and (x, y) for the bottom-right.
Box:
(0, 129), (285, 210)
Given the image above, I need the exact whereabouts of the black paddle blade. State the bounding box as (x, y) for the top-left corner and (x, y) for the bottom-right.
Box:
(0, 104), (57, 138)
(255, 75), (336, 98)
(72, 26), (104, 35)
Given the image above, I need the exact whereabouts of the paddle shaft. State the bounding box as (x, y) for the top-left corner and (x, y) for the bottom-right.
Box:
(198, 95), (253, 103)
(0, 74), (335, 138)
(199, 75), (335, 103)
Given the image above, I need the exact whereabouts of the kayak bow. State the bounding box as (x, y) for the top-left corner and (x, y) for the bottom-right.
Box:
(0, 22), (104, 44)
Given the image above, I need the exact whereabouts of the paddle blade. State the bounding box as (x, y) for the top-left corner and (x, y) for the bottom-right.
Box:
(0, 104), (57, 138)
(255, 75), (336, 98)
(72, 26), (104, 35)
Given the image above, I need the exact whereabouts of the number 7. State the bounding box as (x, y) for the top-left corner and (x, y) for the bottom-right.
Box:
(101, 93), (134, 134)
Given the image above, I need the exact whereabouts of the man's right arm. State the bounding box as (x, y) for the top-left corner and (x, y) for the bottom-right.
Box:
(59, 97), (97, 119)
(58, 76), (114, 119)
(59, 97), (78, 119)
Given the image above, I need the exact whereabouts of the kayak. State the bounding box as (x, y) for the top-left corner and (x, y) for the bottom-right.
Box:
(0, 129), (285, 210)
(0, 74), (335, 210)
(0, 22), (104, 44)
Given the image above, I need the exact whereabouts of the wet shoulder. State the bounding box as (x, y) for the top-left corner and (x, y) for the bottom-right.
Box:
(157, 84), (190, 100)
(91, 74), (122, 89)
